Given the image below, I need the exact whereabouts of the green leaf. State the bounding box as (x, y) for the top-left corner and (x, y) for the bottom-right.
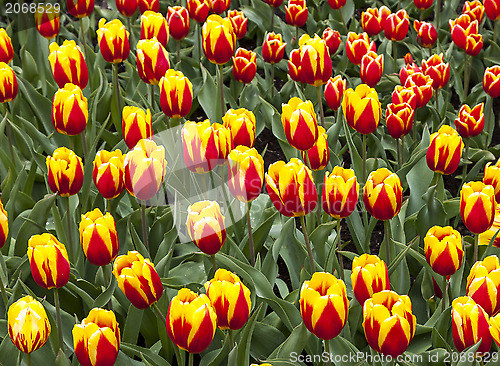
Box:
(198, 64), (218, 123)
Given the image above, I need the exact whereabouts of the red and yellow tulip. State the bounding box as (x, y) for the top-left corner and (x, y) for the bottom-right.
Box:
(460, 181), (496, 234)
(324, 75), (346, 111)
(295, 34), (332, 87)
(391, 86), (417, 110)
(48, 40), (88, 89)
(452, 296), (492, 353)
(96, 18), (130, 64)
(228, 9), (248, 40)
(414, 20), (437, 48)
(483, 158), (500, 203)
(463, 0), (485, 22)
(342, 84), (381, 135)
(484, 66), (500, 98)
(301, 126), (329, 171)
(421, 53), (450, 90)
(35, 5), (60, 40)
(140, 11), (169, 46)
(186, 200), (226, 255)
(93, 149), (125, 200)
(454, 103), (484, 138)
(47, 147), (84, 197)
(116, 0), (138, 17)
(345, 32), (376, 66)
(285, 0), (308, 27)
(137, 38), (170, 85)
(467, 255), (500, 316)
(363, 168), (403, 221)
(0, 198), (7, 249)
(52, 83), (88, 136)
(485, 0), (500, 21)
(232, 48), (257, 84)
(351, 254), (390, 305)
(159, 69), (193, 119)
(138, 0), (159, 13)
(228, 146), (264, 202)
(479, 205), (500, 247)
(210, 0), (230, 14)
(67, 0), (94, 18)
(202, 14), (236, 65)
(167, 6), (190, 41)
(414, 0), (433, 9)
(449, 14), (478, 50)
(327, 0), (346, 10)
(426, 125), (463, 175)
(222, 108), (256, 148)
(360, 51), (383, 88)
(122, 106), (153, 149)
(322, 27), (341, 55)
(322, 166), (359, 219)
(404, 72), (433, 108)
(0, 62), (17, 103)
(424, 226), (464, 276)
(0, 28), (13, 64)
(187, 0), (210, 23)
(384, 9), (409, 41)
(281, 97), (318, 151)
(361, 6), (391, 36)
(385, 102), (414, 139)
(262, 32), (286, 65)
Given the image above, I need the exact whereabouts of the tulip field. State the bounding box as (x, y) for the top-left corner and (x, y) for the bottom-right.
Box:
(4, 0), (500, 365)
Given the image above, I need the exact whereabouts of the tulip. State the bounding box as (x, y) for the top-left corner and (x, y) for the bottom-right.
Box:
(8, 296), (51, 354)
(322, 166), (359, 219)
(137, 38), (170, 85)
(324, 75), (346, 111)
(67, 0), (94, 17)
(73, 308), (120, 366)
(464, 0), (485, 22)
(452, 296), (492, 353)
(187, 0), (210, 23)
(391, 86), (417, 110)
(264, 0), (283, 7)
(222, 108), (256, 147)
(210, 0), (231, 14)
(285, 0), (308, 27)
(281, 97), (318, 151)
(300, 272), (349, 340)
(166, 288), (217, 353)
(79, 208), (119, 267)
(52, 83), (88, 136)
(124, 139), (167, 201)
(186, 200), (226, 255)
(484, 66), (500, 98)
(322, 27), (341, 55)
(228, 146), (264, 202)
(360, 51), (383, 87)
(363, 168), (403, 221)
(384, 9), (409, 41)
(228, 9), (247, 40)
(122, 106), (153, 149)
(399, 53), (421, 86)
(484, 159), (500, 203)
(0, 28), (13, 64)
(159, 69), (193, 119)
(48, 40), (88, 89)
(0, 62), (17, 103)
(93, 149), (125, 200)
(96, 18), (130, 64)
(464, 33), (483, 57)
(426, 125), (463, 175)
(262, 32), (286, 64)
(455, 103), (484, 138)
(385, 103), (414, 139)
(449, 14), (478, 50)
(466, 255), (500, 316)
(345, 32), (376, 65)
(301, 126), (329, 171)
(342, 84), (381, 135)
(479, 205), (500, 247)
(232, 48), (257, 84)
(461, 181), (496, 234)
(138, 0), (159, 13)
(28, 233), (70, 289)
(0, 198), (7, 248)
(295, 34), (332, 87)
(116, 0), (138, 17)
(404, 72), (433, 108)
(202, 14), (236, 65)
(35, 5), (60, 40)
(287, 49), (303, 83)
(485, 0), (500, 21)
(424, 226), (464, 277)
(265, 158), (317, 217)
(414, 0), (433, 9)
(361, 6), (391, 36)
(327, 0), (346, 9)
(414, 20), (437, 48)
(205, 268), (251, 330)
(490, 312), (500, 347)
(351, 254), (390, 305)
(363, 291), (416, 357)
(47, 147), (84, 196)
(167, 6), (190, 41)
(140, 11), (169, 46)
(421, 53), (450, 90)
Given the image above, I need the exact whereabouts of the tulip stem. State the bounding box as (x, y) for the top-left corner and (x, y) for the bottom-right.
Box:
(442, 275), (448, 311)
(65, 197), (74, 262)
(127, 17), (132, 36)
(103, 264), (114, 310)
(210, 254), (217, 273)
(26, 353), (31, 366)
(435, 89), (440, 118)
(219, 168), (241, 244)
(495, 20), (498, 44)
(141, 202), (149, 251)
(397, 138), (401, 170)
(152, 302), (167, 324)
(324, 339), (331, 366)
(474, 233), (479, 263)
(464, 54), (471, 98)
(393, 41), (397, 74)
(270, 6), (274, 31)
(188, 352), (194, 366)
(177, 40), (181, 65)
(54, 287), (64, 353)
(362, 133), (367, 184)
(4, 104), (16, 170)
(197, 23), (202, 64)
(218, 64), (225, 116)
(0, 263), (8, 310)
(339, 10), (348, 34)
(295, 26), (299, 46)
(247, 202), (255, 266)
(485, 96), (493, 148)
(300, 215), (315, 274)
(461, 138), (470, 184)
(336, 219), (344, 281)
(150, 84), (155, 111)
(113, 63), (122, 124)
(317, 85), (325, 127)
(270, 64), (275, 99)
(79, 18), (90, 73)
(435, 0), (441, 29)
(384, 220), (391, 264)
(228, 329), (234, 348)
(401, 136), (405, 166)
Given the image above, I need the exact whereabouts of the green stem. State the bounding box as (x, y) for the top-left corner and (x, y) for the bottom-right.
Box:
(210, 254), (217, 273)
(127, 17), (132, 36)
(152, 302), (167, 324)
(228, 329), (234, 348)
(79, 18), (91, 73)
(0, 262), (8, 310)
(219, 64), (225, 116)
(336, 219), (344, 281)
(485, 96), (493, 148)
(398, 0), (401, 10)
(317, 85), (325, 127)
(384, 220), (391, 264)
(197, 23), (202, 64)
(247, 202), (255, 266)
(66, 197), (74, 262)
(177, 40), (181, 65)
(495, 20), (498, 44)
(54, 287), (64, 352)
(150, 84), (155, 111)
(393, 40), (397, 74)
(113, 63), (122, 123)
(397, 137), (401, 170)
(102, 264), (114, 310)
(464, 54), (471, 98)
(219, 169), (241, 243)
(26, 353), (31, 366)
(442, 275), (447, 311)
(474, 233), (479, 263)
(300, 215), (315, 274)
(80, 131), (88, 161)
(435, 88), (440, 118)
(435, 0), (441, 29)
(270, 63), (275, 99)
(5, 118), (16, 169)
(295, 26), (299, 46)
(188, 352), (194, 366)
(141, 202), (149, 252)
(270, 6), (274, 31)
(339, 9), (348, 33)
(362, 133), (367, 184)
(461, 138), (470, 184)
(401, 136), (405, 166)
(325, 339), (331, 366)
(420, 9), (424, 20)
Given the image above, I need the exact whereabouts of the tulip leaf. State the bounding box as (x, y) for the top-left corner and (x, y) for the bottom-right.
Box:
(121, 343), (171, 366)
(200, 334), (231, 366)
(198, 63), (218, 123)
(92, 276), (117, 309)
(268, 323), (310, 359)
(455, 341), (482, 366)
(233, 303), (263, 366)
(55, 348), (71, 366)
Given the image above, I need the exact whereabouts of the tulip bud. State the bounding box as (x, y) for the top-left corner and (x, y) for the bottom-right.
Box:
(285, 0), (308, 27)
(205, 268), (251, 330)
(324, 75), (346, 111)
(93, 149), (125, 200)
(351, 254), (390, 305)
(414, 0), (433, 9)
(426, 125), (463, 175)
(0, 29), (13, 64)
(363, 168), (403, 221)
(465, 33), (483, 57)
(301, 126), (329, 171)
(137, 38), (170, 85)
(288, 48), (303, 83)
(414, 20), (437, 48)
(391, 85), (417, 109)
(452, 296), (492, 353)
(342, 84), (381, 135)
(361, 6), (391, 36)
(282, 97), (318, 151)
(322, 27), (341, 55)
(228, 146), (264, 202)
(28, 233), (70, 289)
(138, 0), (159, 13)
(228, 10), (248, 40)
(384, 9), (409, 41)
(363, 291), (416, 357)
(322, 166), (359, 219)
(48, 40), (88, 89)
(479, 205), (500, 247)
(167, 288), (217, 353)
(35, 5), (60, 40)
(484, 66), (500, 98)
(8, 296), (51, 354)
(360, 51), (383, 87)
(0, 198), (7, 248)
(73, 308), (120, 366)
(47, 147), (84, 197)
(460, 181), (496, 234)
(187, 0), (210, 23)
(424, 226), (464, 277)
(186, 200), (226, 254)
(52, 83), (88, 136)
(97, 18), (130, 64)
(80, 208), (119, 267)
(404, 72), (433, 108)
(140, 11), (169, 46)
(449, 14), (478, 50)
(167, 6), (190, 41)
(455, 103), (484, 138)
(300, 272), (349, 341)
(113, 251), (164, 309)
(203, 14), (236, 65)
(122, 106), (153, 149)
(262, 32), (286, 65)
(485, 0), (500, 21)
(117, 0), (138, 17)
(466, 255), (500, 316)
(265, 158), (317, 217)
(222, 108), (256, 147)
(345, 32), (376, 65)
(296, 34), (333, 87)
(159, 69), (193, 119)
(385, 102), (414, 139)
(483, 159), (500, 203)
(232, 48), (257, 84)
(421, 53), (450, 90)
(124, 139), (167, 201)
(464, 0), (485, 22)
(0, 62), (17, 103)
(67, 0), (94, 18)
(327, 0), (346, 10)
(210, 0), (231, 14)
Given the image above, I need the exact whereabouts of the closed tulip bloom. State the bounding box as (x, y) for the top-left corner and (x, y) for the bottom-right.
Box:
(67, 0), (94, 17)
(360, 51), (383, 87)
(159, 69), (193, 119)
(414, 0), (433, 9)
(228, 146), (264, 202)
(117, 0), (138, 17)
(113, 251), (164, 309)
(467, 256), (500, 316)
(351, 254), (390, 305)
(300, 272), (349, 340)
(282, 97), (318, 151)
(327, 0), (346, 9)
(414, 20), (437, 48)
(295, 34), (332, 87)
(324, 75), (346, 111)
(264, 0), (283, 7)
(391, 85), (417, 110)
(167, 288), (217, 353)
(322, 166), (359, 219)
(79, 209), (119, 267)
(35, 5), (60, 40)
(342, 84), (381, 135)
(0, 62), (17, 103)
(485, 0), (500, 21)
(93, 149), (125, 199)
(122, 106), (153, 149)
(228, 10), (247, 40)
(484, 66), (500, 98)
(490, 312), (500, 347)
(137, 38), (170, 85)
(399, 54), (421, 86)
(385, 102), (414, 139)
(138, 0), (159, 13)
(203, 14), (236, 65)
(452, 296), (492, 353)
(186, 200), (226, 254)
(167, 6), (190, 41)
(424, 226), (464, 276)
(28, 233), (70, 289)
(205, 269), (251, 330)
(421, 53), (449, 90)
(404, 72), (433, 108)
(46, 147), (84, 196)
(301, 126), (329, 171)
(461, 181), (496, 234)
(449, 14), (478, 50)
(232, 48), (257, 84)
(0, 198), (7, 248)
(464, 0), (485, 22)
(48, 40), (88, 89)
(52, 83), (88, 135)
(285, 0), (308, 27)
(484, 159), (500, 203)
(363, 168), (403, 221)
(124, 139), (167, 201)
(222, 108), (256, 147)
(97, 18), (130, 64)
(73, 308), (120, 366)
(479, 205), (500, 247)
(426, 125), (463, 175)
(140, 11), (169, 46)
(465, 33), (483, 56)
(210, 0), (231, 14)
(8, 296), (51, 354)
(455, 103), (484, 138)
(384, 9), (409, 41)
(363, 291), (416, 357)
(288, 49), (303, 83)
(187, 0), (210, 23)
(345, 32), (376, 65)
(361, 6), (391, 36)
(265, 158), (317, 217)
(322, 27), (341, 55)
(0, 29), (13, 63)
(262, 32), (286, 64)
